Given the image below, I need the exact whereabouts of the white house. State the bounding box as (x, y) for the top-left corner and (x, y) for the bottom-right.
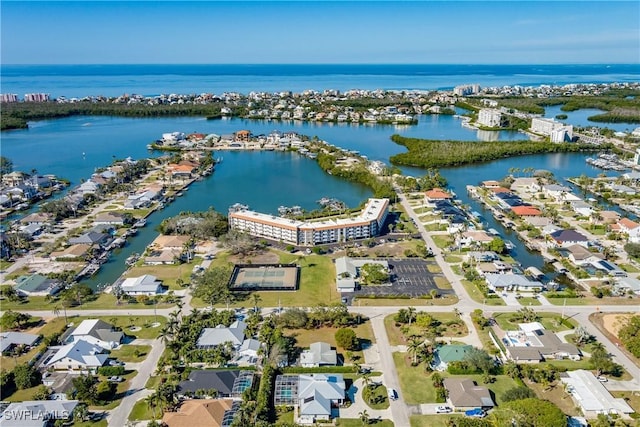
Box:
(561, 370), (634, 418)
(67, 319), (123, 350)
(120, 275), (164, 295)
(46, 339), (108, 371)
(300, 342), (337, 368)
(196, 321), (247, 350)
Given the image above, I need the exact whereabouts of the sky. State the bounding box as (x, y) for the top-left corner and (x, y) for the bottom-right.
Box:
(1, 1), (639, 65)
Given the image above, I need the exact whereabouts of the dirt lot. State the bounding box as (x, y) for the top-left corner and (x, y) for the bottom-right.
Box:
(601, 313), (634, 338)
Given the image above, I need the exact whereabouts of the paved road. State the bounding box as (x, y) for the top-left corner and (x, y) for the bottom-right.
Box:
(107, 337), (165, 427)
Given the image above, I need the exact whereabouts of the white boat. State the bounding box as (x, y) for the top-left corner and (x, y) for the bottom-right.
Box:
(133, 218), (147, 228)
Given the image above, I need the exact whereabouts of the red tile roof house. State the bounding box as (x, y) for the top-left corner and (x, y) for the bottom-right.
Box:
(616, 218), (640, 243)
(511, 206), (543, 217)
(425, 188), (453, 204)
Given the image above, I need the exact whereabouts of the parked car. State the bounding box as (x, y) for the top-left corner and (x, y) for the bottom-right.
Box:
(597, 375), (608, 382)
(387, 388), (398, 401)
(108, 376), (124, 383)
(436, 406), (452, 414)
(465, 408), (486, 418)
(108, 360), (124, 366)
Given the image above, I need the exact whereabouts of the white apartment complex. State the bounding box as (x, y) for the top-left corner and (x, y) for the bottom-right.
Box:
(24, 93), (50, 102)
(530, 117), (573, 142)
(229, 198), (389, 246)
(0, 93), (18, 103)
(477, 108), (502, 127)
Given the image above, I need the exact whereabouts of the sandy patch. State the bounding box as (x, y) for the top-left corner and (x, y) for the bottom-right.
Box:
(602, 313), (633, 338)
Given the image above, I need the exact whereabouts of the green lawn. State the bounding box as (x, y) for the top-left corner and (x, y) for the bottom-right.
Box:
(1, 317), (68, 367)
(146, 375), (162, 389)
(0, 292), (175, 311)
(444, 255), (463, 263)
(384, 313), (469, 346)
(547, 296), (639, 306)
(410, 415), (460, 427)
(492, 312), (576, 332)
(460, 280), (505, 306)
(109, 344), (151, 362)
(619, 264), (640, 273)
(354, 295), (458, 307)
(431, 235), (451, 249)
(275, 407), (295, 425)
(70, 315), (166, 339)
(72, 420), (108, 427)
(284, 322), (375, 364)
(364, 384), (390, 410)
(4, 385), (43, 401)
(337, 419), (394, 427)
(192, 253), (339, 308)
(126, 259), (203, 289)
(518, 297), (542, 306)
(91, 370), (138, 410)
(129, 398), (159, 421)
(433, 277), (452, 290)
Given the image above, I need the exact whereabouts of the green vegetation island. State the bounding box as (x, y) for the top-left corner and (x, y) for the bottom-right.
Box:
(388, 135), (611, 168)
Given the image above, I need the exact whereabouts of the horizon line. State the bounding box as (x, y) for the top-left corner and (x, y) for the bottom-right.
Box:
(2, 63), (639, 66)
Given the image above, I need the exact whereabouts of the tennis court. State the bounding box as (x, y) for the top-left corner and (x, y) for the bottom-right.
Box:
(229, 264), (299, 291)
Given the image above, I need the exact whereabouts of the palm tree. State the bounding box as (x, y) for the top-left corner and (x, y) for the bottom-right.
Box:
(145, 393), (159, 419)
(359, 409), (370, 426)
(408, 336), (422, 365)
(52, 306), (60, 319)
(252, 293), (262, 313)
(407, 306), (416, 326)
(361, 371), (372, 401)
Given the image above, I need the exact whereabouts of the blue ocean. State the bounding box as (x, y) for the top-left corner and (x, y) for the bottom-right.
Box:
(2, 64), (639, 98)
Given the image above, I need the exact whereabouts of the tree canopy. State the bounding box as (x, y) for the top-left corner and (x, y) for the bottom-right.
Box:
(490, 398), (567, 427)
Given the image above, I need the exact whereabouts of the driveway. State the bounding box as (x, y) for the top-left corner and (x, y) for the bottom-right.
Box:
(107, 337), (165, 427)
(340, 377), (392, 420)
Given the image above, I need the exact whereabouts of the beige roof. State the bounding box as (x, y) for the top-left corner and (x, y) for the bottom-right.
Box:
(50, 244), (91, 259)
(162, 399), (233, 427)
(444, 378), (494, 408)
(151, 235), (190, 249)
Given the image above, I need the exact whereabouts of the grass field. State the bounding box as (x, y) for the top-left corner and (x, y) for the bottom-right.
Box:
(126, 259), (203, 290)
(460, 280), (505, 306)
(355, 295), (458, 307)
(384, 313), (469, 346)
(337, 419), (394, 427)
(109, 344), (151, 362)
(0, 292), (175, 311)
(547, 296), (640, 306)
(410, 415), (459, 427)
(526, 379), (581, 416)
(518, 297), (542, 306)
(284, 322), (375, 364)
(364, 383), (390, 410)
(129, 398), (158, 421)
(70, 315), (166, 339)
(193, 252), (339, 308)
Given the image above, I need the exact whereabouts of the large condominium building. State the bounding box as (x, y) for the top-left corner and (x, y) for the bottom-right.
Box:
(0, 93), (18, 103)
(477, 108), (502, 127)
(530, 117), (573, 142)
(453, 84), (480, 96)
(24, 93), (50, 102)
(229, 198), (389, 246)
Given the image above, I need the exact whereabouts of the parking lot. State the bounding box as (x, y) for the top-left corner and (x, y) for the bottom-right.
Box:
(352, 258), (453, 299)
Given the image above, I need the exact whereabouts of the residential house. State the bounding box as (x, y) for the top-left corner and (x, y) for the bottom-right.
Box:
(68, 230), (111, 247)
(294, 374), (345, 424)
(459, 231), (494, 248)
(168, 164), (196, 178)
(609, 184), (637, 196)
(510, 177), (540, 193)
(67, 319), (123, 350)
(14, 274), (64, 297)
(485, 273), (543, 292)
(432, 344), (473, 371)
(161, 399), (238, 427)
(46, 339), (108, 371)
(561, 370), (634, 418)
(564, 244), (605, 266)
(177, 370), (255, 398)
(542, 184), (575, 201)
(236, 339), (262, 365)
(466, 251), (500, 263)
(481, 180), (502, 189)
(119, 275), (164, 296)
(19, 212), (51, 227)
(570, 200), (594, 217)
(549, 229), (589, 248)
(50, 244), (91, 261)
(144, 250), (180, 265)
(0, 332), (40, 354)
(196, 321), (247, 350)
(300, 342), (338, 368)
(93, 212), (127, 226)
(523, 216), (553, 228)
(0, 400), (79, 427)
(511, 206), (543, 217)
(151, 234), (191, 251)
(614, 277), (640, 295)
(476, 261), (512, 276)
(504, 323), (581, 363)
(598, 211), (621, 224)
(443, 378), (495, 411)
(614, 218), (640, 243)
(425, 188), (453, 204)
(77, 180), (101, 195)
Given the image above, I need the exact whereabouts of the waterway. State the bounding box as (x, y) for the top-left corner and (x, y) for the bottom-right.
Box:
(543, 104), (638, 133)
(1, 114), (624, 289)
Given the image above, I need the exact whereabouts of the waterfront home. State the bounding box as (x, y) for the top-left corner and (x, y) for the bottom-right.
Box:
(93, 212), (127, 226)
(20, 223), (43, 238)
(488, 186), (513, 195)
(0, 331), (40, 354)
(45, 339), (108, 371)
(523, 216), (553, 228)
(564, 244), (605, 266)
(300, 342), (338, 368)
(443, 378), (495, 411)
(4, 184), (37, 202)
(608, 184), (637, 196)
(167, 163), (196, 178)
(196, 321), (247, 350)
(476, 261), (512, 276)
(510, 205), (543, 217)
(120, 274), (164, 296)
(425, 188), (453, 204)
(68, 230), (111, 247)
(177, 370), (254, 398)
(67, 319), (123, 350)
(235, 130), (251, 141)
(14, 274), (64, 297)
(561, 370), (634, 418)
(162, 399), (236, 427)
(597, 211), (621, 224)
(459, 230), (494, 247)
(78, 180), (101, 195)
(485, 273), (543, 292)
(542, 184), (575, 201)
(151, 234), (191, 251)
(570, 200), (594, 217)
(510, 177), (540, 193)
(0, 400), (79, 427)
(432, 344), (473, 371)
(549, 229), (589, 248)
(1, 171), (27, 187)
(481, 180), (502, 188)
(466, 251), (500, 263)
(50, 244), (91, 261)
(125, 190), (158, 209)
(144, 249), (180, 265)
(20, 212), (51, 226)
